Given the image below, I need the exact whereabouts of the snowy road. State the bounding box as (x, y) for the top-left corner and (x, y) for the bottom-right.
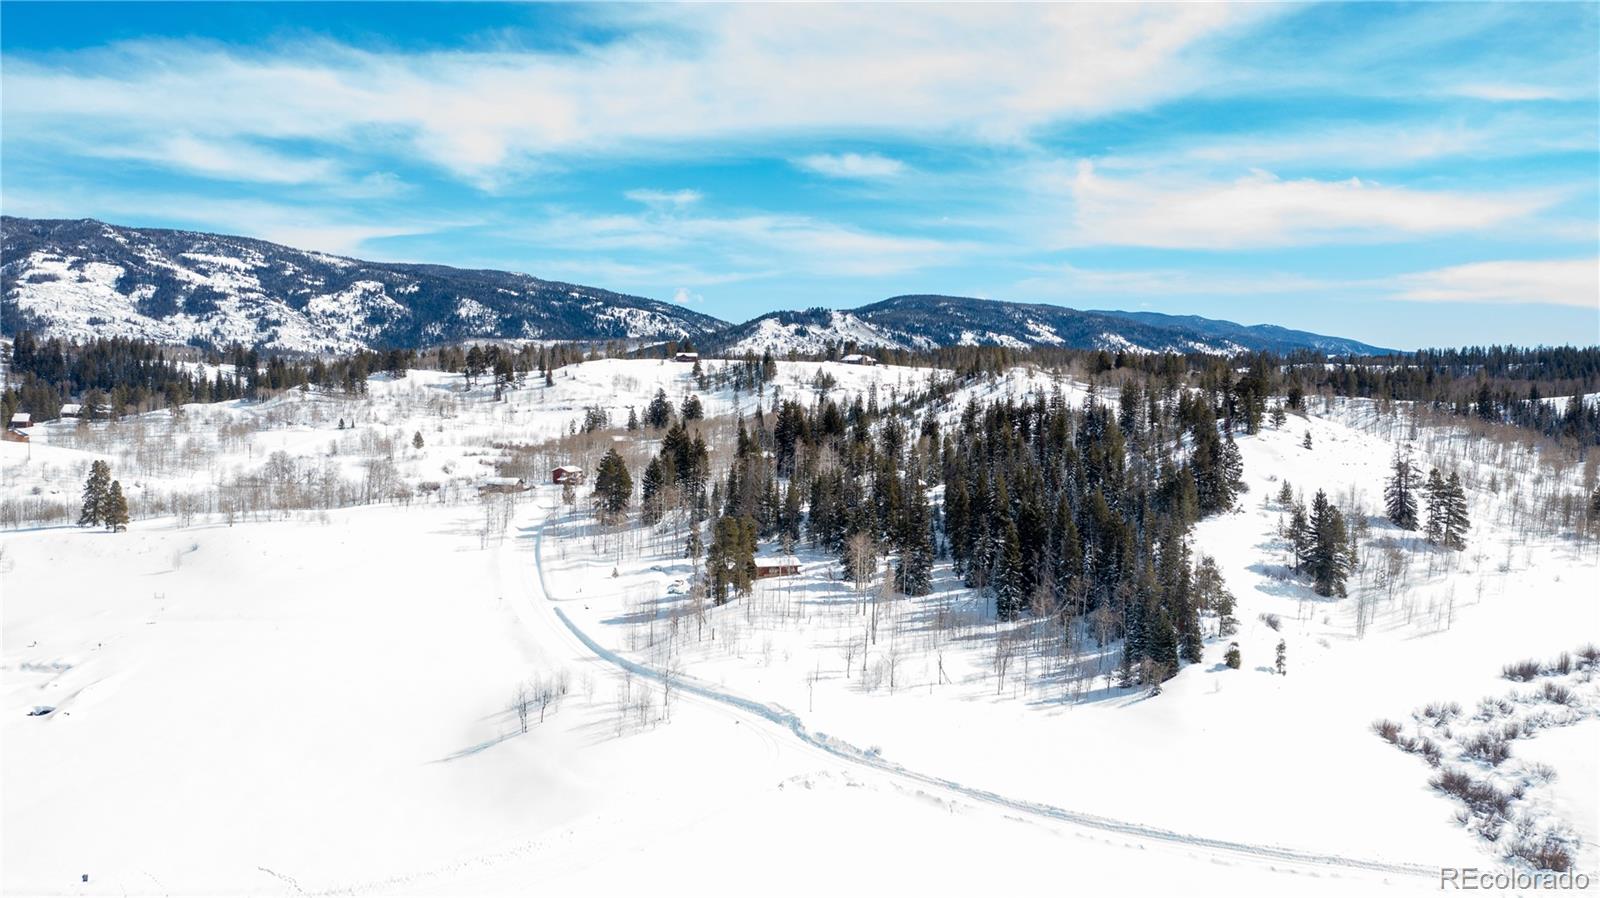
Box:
(527, 499), (1441, 883)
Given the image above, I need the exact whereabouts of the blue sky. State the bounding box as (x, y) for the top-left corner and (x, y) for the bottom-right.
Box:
(2, 2), (1596, 350)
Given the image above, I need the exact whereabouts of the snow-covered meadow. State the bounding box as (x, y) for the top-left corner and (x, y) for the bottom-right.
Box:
(3, 357), (1596, 895)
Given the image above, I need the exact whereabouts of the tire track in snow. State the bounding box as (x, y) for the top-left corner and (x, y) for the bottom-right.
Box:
(533, 504), (1439, 881)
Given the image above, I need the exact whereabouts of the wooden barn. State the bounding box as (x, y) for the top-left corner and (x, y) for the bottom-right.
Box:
(754, 555), (801, 579)
(673, 352), (701, 363)
(839, 353), (877, 366)
(4, 412), (32, 443)
(552, 465), (585, 485)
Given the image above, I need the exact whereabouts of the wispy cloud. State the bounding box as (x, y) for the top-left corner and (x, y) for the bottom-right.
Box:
(794, 153), (906, 179)
(90, 135), (340, 185)
(1392, 258), (1599, 308)
(0, 5), (1261, 184)
(0, 185), (443, 258)
(522, 206), (970, 280)
(624, 189), (703, 209)
(1016, 264), (1338, 299)
(1053, 163), (1556, 249)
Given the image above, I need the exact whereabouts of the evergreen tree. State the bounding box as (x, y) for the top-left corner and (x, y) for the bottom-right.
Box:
(1423, 467), (1448, 544)
(1275, 639), (1287, 675)
(640, 456), (666, 526)
(1220, 430), (1245, 500)
(1224, 642), (1242, 669)
(1286, 501), (1310, 573)
(993, 520), (1025, 620)
(1442, 472), (1470, 551)
(682, 394), (704, 421)
(644, 388), (675, 429)
(706, 515), (757, 604)
(79, 459), (111, 527)
(1307, 489), (1350, 597)
(104, 480), (129, 532)
(592, 449), (633, 521)
(894, 473), (934, 597)
(1148, 601), (1179, 679)
(1302, 430), (1313, 450)
(1384, 447), (1419, 530)
(412, 430), (424, 450)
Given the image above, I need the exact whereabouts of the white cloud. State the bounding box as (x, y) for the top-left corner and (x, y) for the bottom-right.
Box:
(0, 185), (442, 258)
(1452, 83), (1575, 102)
(0, 5), (1262, 183)
(1017, 263), (1338, 298)
(1103, 115), (1598, 172)
(86, 135), (339, 185)
(671, 287), (703, 305)
(624, 189), (703, 209)
(522, 207), (968, 279)
(794, 153), (906, 179)
(1392, 258), (1599, 308)
(1055, 162), (1554, 249)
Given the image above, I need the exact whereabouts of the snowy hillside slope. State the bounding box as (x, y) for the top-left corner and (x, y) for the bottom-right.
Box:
(715, 308), (928, 355)
(2, 360), (1593, 894)
(1, 217), (727, 353)
(3, 497), (1415, 897)
(1, 360), (1426, 896)
(0, 357), (943, 528)
(538, 388), (1598, 875)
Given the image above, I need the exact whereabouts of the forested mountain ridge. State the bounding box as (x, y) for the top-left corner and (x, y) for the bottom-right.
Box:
(708, 295), (1392, 357)
(1, 217), (729, 354)
(5, 217), (1387, 357)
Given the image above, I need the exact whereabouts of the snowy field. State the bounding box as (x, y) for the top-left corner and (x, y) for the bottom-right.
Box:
(4, 358), (1597, 895)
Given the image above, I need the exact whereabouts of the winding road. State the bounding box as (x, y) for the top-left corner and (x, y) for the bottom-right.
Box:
(527, 498), (1440, 882)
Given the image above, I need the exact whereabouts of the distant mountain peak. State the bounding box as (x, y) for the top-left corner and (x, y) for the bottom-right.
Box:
(1, 216), (727, 353)
(709, 294), (1389, 357)
(3, 217), (1389, 357)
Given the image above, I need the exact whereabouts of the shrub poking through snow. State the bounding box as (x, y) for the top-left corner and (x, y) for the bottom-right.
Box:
(1420, 700), (1461, 723)
(1371, 718), (1402, 743)
(1502, 659), (1541, 682)
(1539, 682), (1573, 705)
(1461, 731), (1512, 766)
(1376, 645), (1600, 872)
(1431, 768), (1511, 818)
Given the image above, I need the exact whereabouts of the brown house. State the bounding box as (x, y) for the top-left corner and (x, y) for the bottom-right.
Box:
(673, 352), (700, 363)
(552, 465), (585, 485)
(754, 555), (801, 578)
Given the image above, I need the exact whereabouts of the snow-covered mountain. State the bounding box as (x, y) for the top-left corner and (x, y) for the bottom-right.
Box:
(3, 218), (1390, 357)
(709, 295), (1390, 357)
(1, 217), (728, 353)
(713, 308), (931, 356)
